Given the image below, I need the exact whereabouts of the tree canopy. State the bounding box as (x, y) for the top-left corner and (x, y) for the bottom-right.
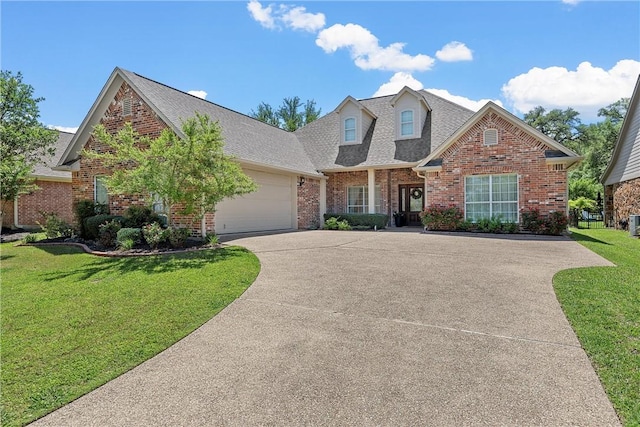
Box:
(0, 70), (57, 228)
(85, 113), (257, 235)
(524, 99), (630, 202)
(250, 96), (321, 131)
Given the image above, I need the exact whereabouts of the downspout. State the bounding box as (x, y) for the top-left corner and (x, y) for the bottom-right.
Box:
(14, 197), (19, 228)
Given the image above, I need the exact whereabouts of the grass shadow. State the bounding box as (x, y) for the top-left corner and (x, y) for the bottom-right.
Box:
(568, 229), (612, 246)
(40, 246), (249, 282)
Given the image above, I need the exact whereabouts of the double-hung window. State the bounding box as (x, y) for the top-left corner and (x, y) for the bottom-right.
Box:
(344, 117), (356, 143)
(465, 174), (518, 223)
(347, 186), (382, 213)
(400, 110), (414, 137)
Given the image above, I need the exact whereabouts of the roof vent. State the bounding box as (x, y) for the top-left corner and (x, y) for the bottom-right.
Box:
(483, 129), (498, 146)
(123, 97), (132, 116)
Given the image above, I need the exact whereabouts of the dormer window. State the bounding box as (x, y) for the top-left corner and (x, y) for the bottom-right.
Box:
(400, 110), (414, 137)
(344, 117), (356, 143)
(484, 129), (498, 146)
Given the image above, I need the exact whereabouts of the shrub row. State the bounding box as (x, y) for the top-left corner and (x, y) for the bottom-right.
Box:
(322, 213), (388, 230)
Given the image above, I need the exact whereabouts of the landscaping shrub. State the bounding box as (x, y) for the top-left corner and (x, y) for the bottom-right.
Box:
(22, 233), (38, 243)
(324, 217), (351, 230)
(124, 205), (161, 228)
(116, 228), (141, 246)
(322, 213), (388, 229)
(37, 212), (74, 239)
(167, 227), (190, 248)
(142, 222), (167, 249)
(206, 233), (219, 246)
(118, 238), (135, 251)
(521, 209), (567, 235)
(84, 215), (125, 240)
(98, 219), (122, 248)
(420, 205), (463, 230)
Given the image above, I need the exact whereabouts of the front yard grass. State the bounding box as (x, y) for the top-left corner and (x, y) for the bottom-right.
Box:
(0, 243), (259, 427)
(554, 228), (639, 426)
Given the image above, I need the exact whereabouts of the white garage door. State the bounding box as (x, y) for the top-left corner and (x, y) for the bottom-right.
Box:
(215, 169), (294, 234)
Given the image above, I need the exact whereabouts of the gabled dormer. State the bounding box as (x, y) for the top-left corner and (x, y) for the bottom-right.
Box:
(390, 86), (431, 141)
(335, 96), (377, 145)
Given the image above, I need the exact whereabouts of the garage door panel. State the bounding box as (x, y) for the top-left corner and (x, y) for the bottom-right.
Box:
(215, 169), (294, 234)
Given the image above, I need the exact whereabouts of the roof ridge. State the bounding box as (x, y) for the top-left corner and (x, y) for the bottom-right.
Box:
(419, 89), (476, 113)
(127, 70), (290, 133)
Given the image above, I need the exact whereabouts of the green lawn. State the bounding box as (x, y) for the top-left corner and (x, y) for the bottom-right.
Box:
(1, 242), (260, 427)
(554, 228), (639, 426)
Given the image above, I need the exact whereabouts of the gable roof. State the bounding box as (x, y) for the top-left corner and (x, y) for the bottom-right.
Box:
(33, 130), (73, 181)
(57, 67), (322, 177)
(415, 102), (581, 171)
(390, 86), (431, 111)
(294, 89), (475, 171)
(601, 75), (640, 186)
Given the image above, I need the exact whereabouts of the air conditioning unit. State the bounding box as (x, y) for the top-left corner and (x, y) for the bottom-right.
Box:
(630, 215), (640, 237)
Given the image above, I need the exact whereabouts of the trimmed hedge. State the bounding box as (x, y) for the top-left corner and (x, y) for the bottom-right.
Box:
(84, 215), (126, 240)
(323, 213), (388, 229)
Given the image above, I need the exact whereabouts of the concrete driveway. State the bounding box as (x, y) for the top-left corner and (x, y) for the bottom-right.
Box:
(32, 230), (620, 426)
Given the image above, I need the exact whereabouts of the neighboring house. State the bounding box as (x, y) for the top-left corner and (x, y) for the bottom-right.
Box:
(56, 67), (580, 235)
(602, 75), (640, 228)
(4, 131), (74, 230)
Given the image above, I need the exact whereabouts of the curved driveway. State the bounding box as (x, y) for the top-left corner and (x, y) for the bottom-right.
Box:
(32, 230), (620, 426)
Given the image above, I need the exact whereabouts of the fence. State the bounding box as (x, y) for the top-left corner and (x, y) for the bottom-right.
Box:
(569, 209), (606, 229)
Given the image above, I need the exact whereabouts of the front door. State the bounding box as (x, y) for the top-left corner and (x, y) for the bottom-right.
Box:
(399, 184), (424, 226)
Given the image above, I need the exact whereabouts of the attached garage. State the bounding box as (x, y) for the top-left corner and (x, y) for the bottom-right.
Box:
(215, 168), (296, 234)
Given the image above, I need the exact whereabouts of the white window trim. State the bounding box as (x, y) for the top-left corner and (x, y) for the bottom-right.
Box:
(464, 174), (518, 223)
(483, 128), (498, 146)
(343, 116), (358, 145)
(346, 185), (382, 213)
(94, 176), (108, 205)
(399, 109), (414, 138)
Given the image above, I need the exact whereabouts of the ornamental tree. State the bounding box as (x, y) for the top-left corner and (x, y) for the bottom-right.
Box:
(84, 113), (256, 236)
(0, 70), (57, 229)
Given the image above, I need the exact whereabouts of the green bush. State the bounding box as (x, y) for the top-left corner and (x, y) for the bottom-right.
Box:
(324, 217), (352, 230)
(420, 205), (463, 230)
(206, 233), (219, 246)
(116, 228), (141, 246)
(521, 209), (567, 235)
(322, 213), (388, 229)
(37, 212), (74, 239)
(124, 206), (161, 228)
(167, 227), (190, 248)
(118, 238), (135, 251)
(22, 233), (38, 243)
(84, 215), (125, 240)
(142, 222), (167, 249)
(98, 219), (122, 248)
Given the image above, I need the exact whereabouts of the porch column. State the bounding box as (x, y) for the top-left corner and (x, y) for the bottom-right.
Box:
(367, 168), (375, 214)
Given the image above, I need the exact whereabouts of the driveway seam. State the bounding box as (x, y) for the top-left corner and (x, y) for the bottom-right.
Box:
(242, 297), (583, 349)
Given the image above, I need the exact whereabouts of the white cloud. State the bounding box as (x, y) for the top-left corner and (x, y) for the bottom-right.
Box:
(247, 0), (276, 29)
(187, 90), (207, 99)
(502, 60), (640, 118)
(435, 41), (473, 62)
(317, 24), (435, 72)
(282, 6), (325, 32)
(247, 1), (324, 32)
(48, 125), (78, 133)
(424, 89), (503, 112)
(562, 0), (581, 6)
(373, 72), (424, 97)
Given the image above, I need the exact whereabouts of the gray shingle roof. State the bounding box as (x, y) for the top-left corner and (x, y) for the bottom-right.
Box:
(294, 90), (475, 171)
(119, 69), (321, 176)
(33, 131), (74, 179)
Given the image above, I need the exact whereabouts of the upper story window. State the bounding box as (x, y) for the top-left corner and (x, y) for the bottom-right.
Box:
(483, 129), (498, 146)
(344, 117), (356, 143)
(400, 110), (414, 137)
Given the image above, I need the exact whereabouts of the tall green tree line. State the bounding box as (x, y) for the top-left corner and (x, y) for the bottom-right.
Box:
(250, 96), (321, 131)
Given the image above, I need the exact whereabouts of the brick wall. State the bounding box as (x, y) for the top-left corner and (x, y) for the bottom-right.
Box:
(16, 180), (74, 227)
(425, 112), (568, 220)
(74, 82), (213, 236)
(297, 177), (321, 229)
(325, 168), (423, 219)
(605, 177), (640, 228)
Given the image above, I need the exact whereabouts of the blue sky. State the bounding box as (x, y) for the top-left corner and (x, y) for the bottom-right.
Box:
(2, 1), (639, 132)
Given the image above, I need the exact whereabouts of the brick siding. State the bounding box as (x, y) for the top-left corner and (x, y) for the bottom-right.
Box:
(425, 111), (568, 220)
(297, 177), (321, 229)
(16, 180), (74, 227)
